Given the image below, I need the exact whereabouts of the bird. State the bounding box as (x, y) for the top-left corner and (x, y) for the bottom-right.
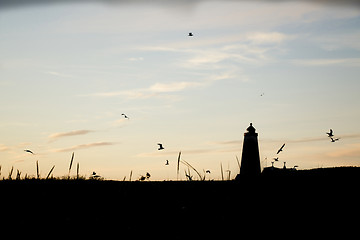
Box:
(330, 137), (340, 142)
(205, 170), (211, 174)
(24, 149), (34, 154)
(121, 113), (129, 119)
(188, 32), (193, 37)
(326, 129), (334, 137)
(260, 93), (265, 96)
(91, 171), (101, 179)
(157, 143), (164, 150)
(277, 143), (285, 154)
(273, 157), (279, 161)
(165, 160), (169, 165)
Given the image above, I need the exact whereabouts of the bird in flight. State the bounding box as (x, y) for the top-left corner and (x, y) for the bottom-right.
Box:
(121, 113), (129, 119)
(273, 157), (279, 161)
(188, 32), (193, 37)
(277, 144), (285, 154)
(158, 143), (164, 150)
(330, 137), (340, 142)
(326, 129), (334, 137)
(165, 160), (169, 165)
(205, 170), (211, 174)
(24, 149), (34, 154)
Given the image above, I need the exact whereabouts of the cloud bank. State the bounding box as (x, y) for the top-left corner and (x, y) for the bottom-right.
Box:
(1, 0), (359, 10)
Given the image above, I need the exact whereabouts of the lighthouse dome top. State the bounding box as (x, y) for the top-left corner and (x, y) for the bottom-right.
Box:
(246, 123), (256, 134)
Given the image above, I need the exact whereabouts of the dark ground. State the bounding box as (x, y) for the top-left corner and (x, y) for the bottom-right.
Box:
(1, 167), (359, 238)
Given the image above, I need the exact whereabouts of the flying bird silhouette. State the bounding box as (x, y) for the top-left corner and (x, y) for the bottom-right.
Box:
(277, 144), (285, 154)
(165, 160), (169, 165)
(330, 137), (340, 142)
(188, 32), (193, 37)
(273, 157), (279, 161)
(121, 113), (129, 119)
(157, 143), (164, 150)
(326, 129), (334, 137)
(24, 149), (34, 154)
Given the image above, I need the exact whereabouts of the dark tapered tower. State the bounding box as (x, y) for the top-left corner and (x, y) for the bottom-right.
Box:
(240, 123), (261, 176)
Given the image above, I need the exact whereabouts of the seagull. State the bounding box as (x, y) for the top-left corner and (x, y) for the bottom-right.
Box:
(330, 137), (340, 142)
(277, 143), (285, 154)
(157, 143), (164, 150)
(165, 160), (169, 165)
(121, 113), (129, 119)
(326, 129), (334, 137)
(24, 149), (34, 154)
(188, 32), (193, 37)
(91, 171), (101, 178)
(273, 157), (279, 161)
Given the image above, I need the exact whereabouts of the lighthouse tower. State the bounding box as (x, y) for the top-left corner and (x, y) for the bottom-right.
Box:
(240, 123), (261, 177)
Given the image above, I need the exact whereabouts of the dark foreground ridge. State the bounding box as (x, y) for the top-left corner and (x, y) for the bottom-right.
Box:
(1, 167), (359, 238)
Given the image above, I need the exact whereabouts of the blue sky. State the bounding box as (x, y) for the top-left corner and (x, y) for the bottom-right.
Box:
(1, 0), (360, 180)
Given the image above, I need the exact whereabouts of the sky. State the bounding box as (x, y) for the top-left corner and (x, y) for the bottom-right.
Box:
(1, 0), (360, 180)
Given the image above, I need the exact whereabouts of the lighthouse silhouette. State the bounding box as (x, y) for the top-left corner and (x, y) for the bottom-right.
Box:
(240, 123), (261, 177)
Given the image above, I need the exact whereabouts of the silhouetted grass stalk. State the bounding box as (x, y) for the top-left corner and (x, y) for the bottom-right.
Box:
(8, 166), (14, 180)
(46, 165), (55, 180)
(181, 160), (203, 180)
(36, 161), (40, 179)
(68, 152), (74, 177)
(177, 151), (181, 180)
(220, 163), (224, 181)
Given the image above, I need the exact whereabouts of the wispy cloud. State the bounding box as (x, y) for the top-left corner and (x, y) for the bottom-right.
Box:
(292, 58), (360, 67)
(48, 130), (94, 142)
(245, 32), (294, 45)
(0, 144), (11, 152)
(85, 79), (209, 99)
(53, 142), (116, 152)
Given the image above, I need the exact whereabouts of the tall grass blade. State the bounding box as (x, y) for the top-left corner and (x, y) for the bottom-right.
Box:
(76, 162), (79, 180)
(8, 166), (14, 180)
(16, 169), (21, 180)
(236, 156), (241, 173)
(68, 152), (74, 176)
(46, 165), (55, 179)
(220, 162), (224, 181)
(129, 170), (133, 181)
(177, 151), (181, 180)
(36, 160), (40, 179)
(181, 160), (203, 180)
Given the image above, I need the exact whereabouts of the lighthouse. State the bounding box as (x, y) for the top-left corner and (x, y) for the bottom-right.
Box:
(240, 123), (261, 177)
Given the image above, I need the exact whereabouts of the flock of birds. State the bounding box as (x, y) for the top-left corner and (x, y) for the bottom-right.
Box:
(22, 106), (341, 179)
(326, 129), (340, 142)
(269, 128), (340, 169)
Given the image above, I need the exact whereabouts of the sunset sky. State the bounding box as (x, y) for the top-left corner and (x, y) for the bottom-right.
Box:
(1, 0), (360, 180)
